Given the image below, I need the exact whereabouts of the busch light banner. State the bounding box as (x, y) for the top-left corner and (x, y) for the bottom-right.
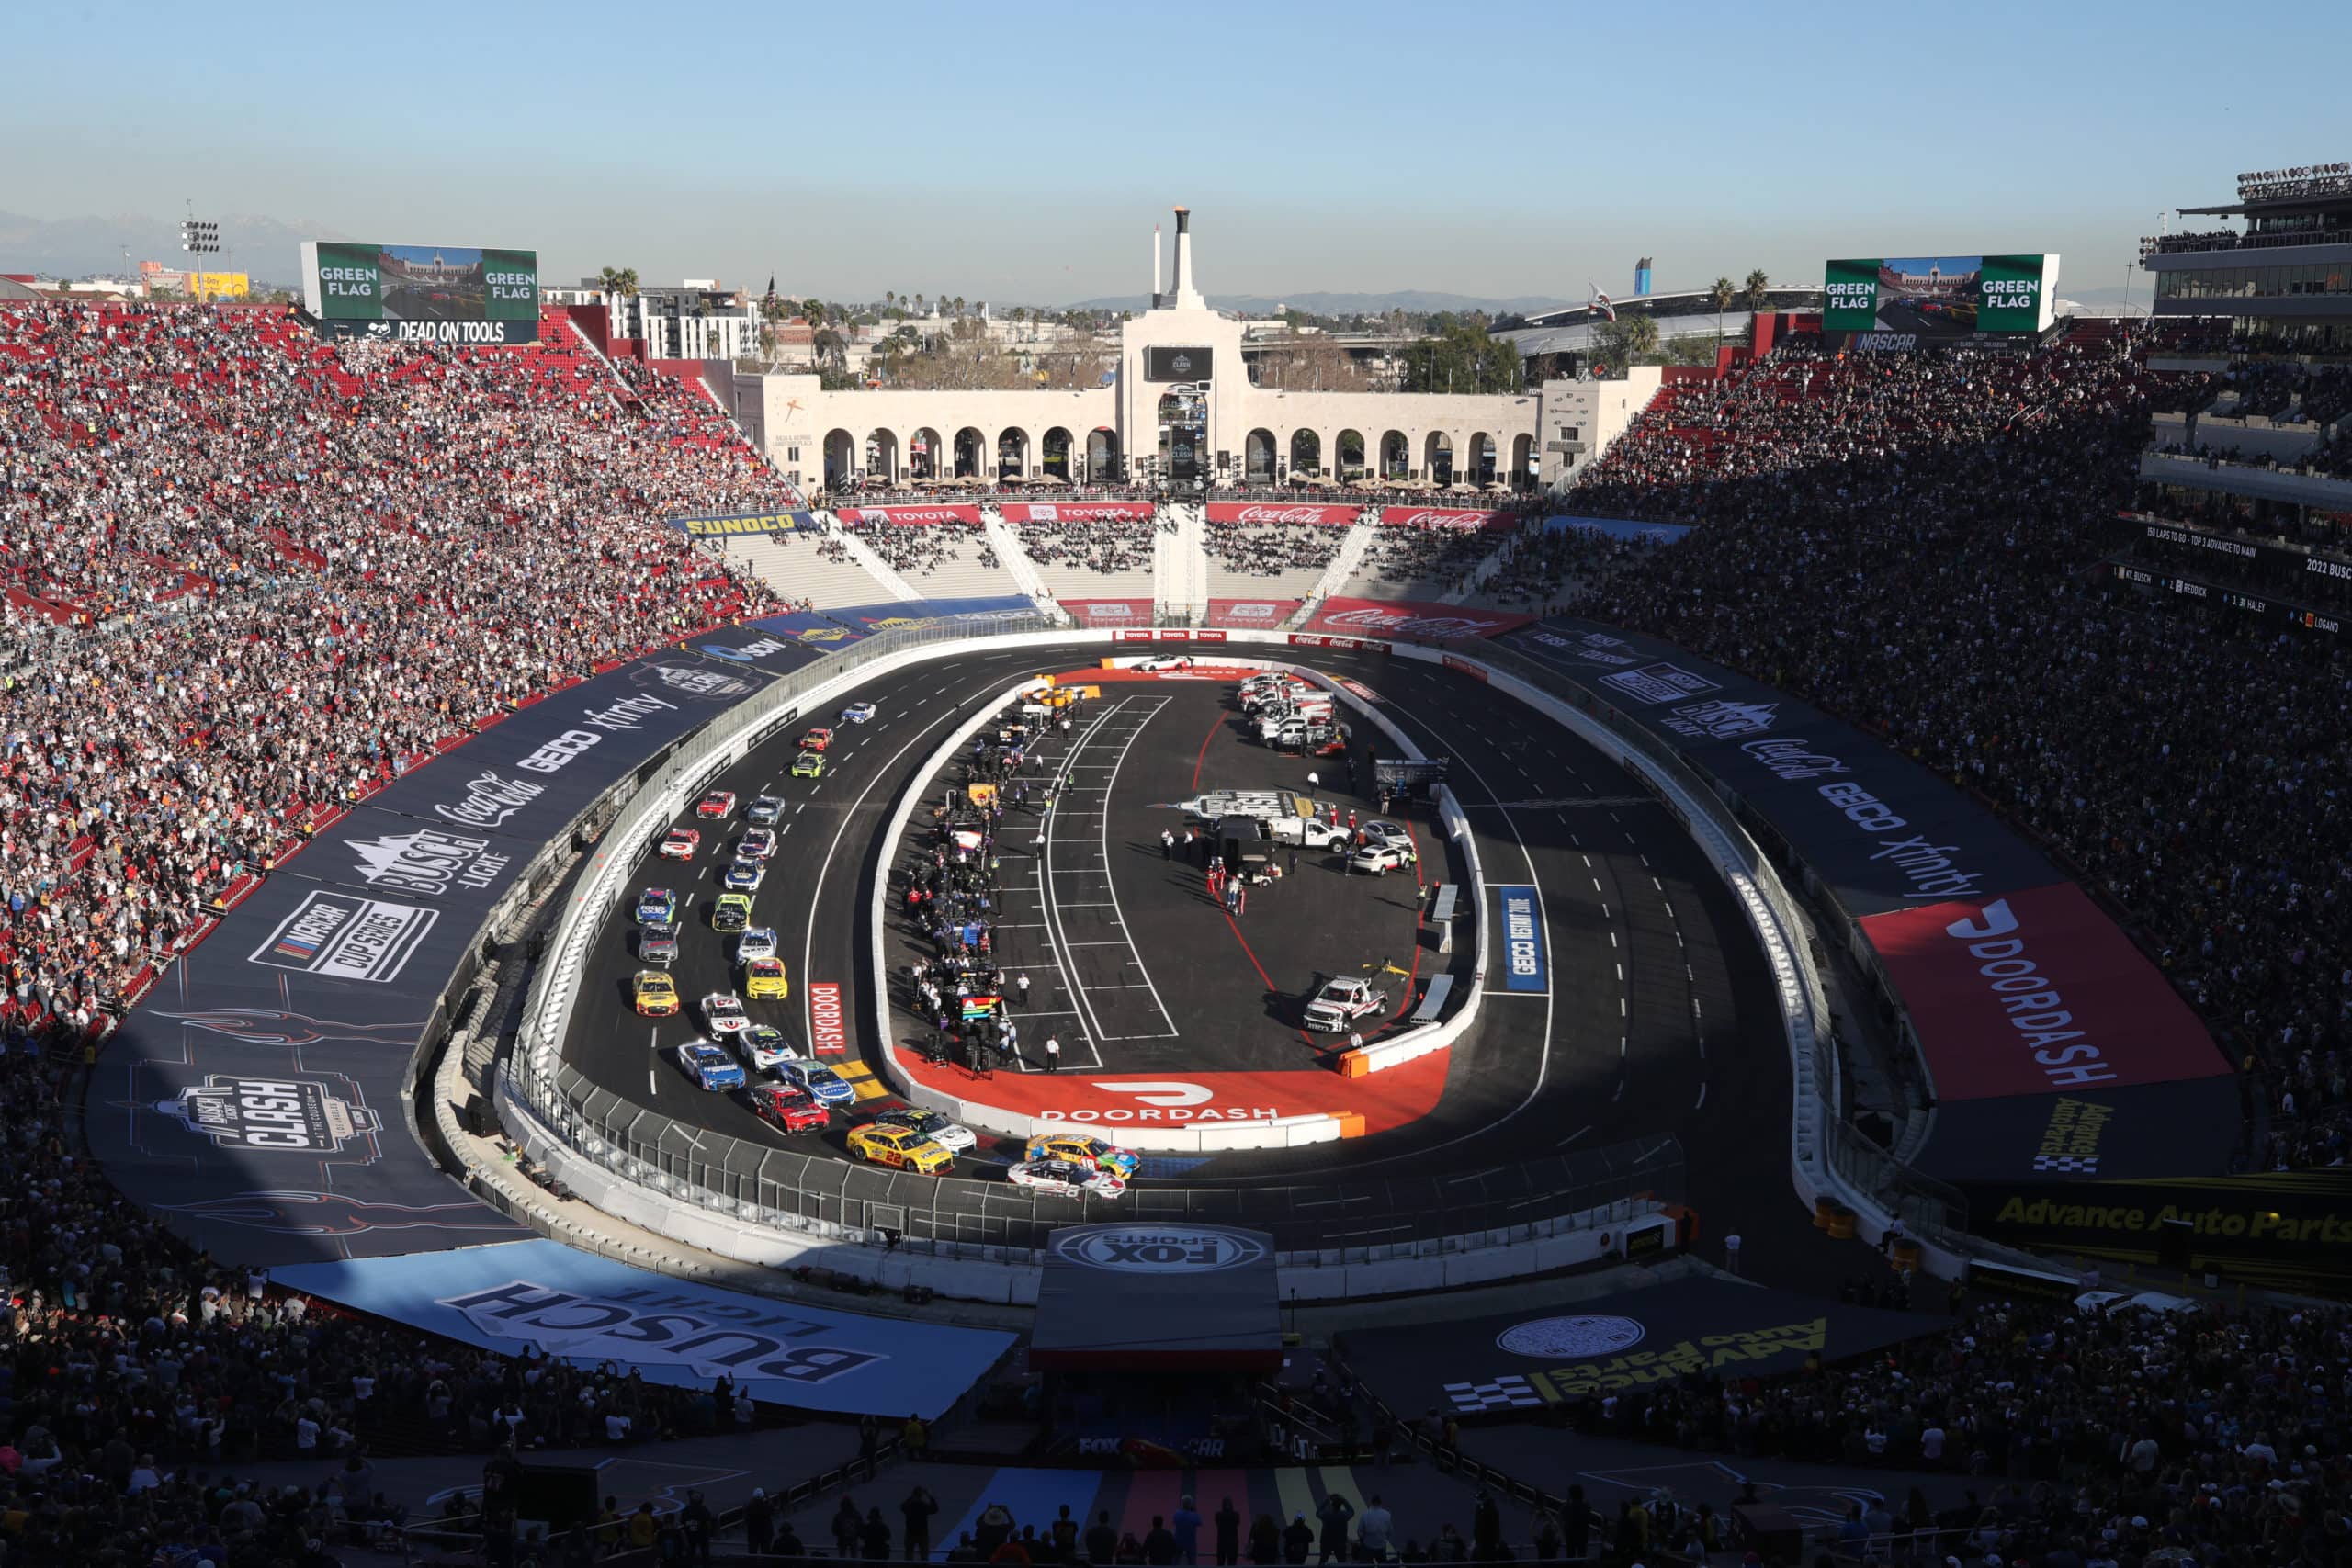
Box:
(89, 651), (776, 1266)
(664, 509), (820, 538)
(270, 1238), (1015, 1417)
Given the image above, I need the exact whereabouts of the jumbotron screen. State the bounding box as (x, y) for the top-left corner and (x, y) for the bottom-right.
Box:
(1822, 254), (2060, 343)
(300, 241), (540, 344)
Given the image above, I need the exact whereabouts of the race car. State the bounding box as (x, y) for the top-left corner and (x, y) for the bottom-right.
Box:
(712, 893), (752, 932)
(638, 924), (679, 966)
(1310, 725), (1352, 758)
(777, 1058), (855, 1107)
(1347, 844), (1412, 876)
(846, 1122), (953, 1175)
(695, 790), (738, 820)
(675, 1040), (747, 1091)
(743, 956), (789, 1001)
(635, 886), (678, 925)
(1023, 1130), (1140, 1180)
(1360, 819), (1416, 858)
(797, 727), (834, 751)
(1304, 975), (1386, 1032)
(1008, 1157), (1126, 1200)
(733, 927), (777, 964)
(631, 970), (679, 1017)
(746, 795), (785, 826)
(790, 751), (825, 779)
(721, 858), (766, 893)
(840, 702), (877, 725)
(738, 827), (778, 862)
(699, 992), (751, 1036)
(874, 1106), (976, 1153)
(735, 1024), (800, 1075)
(657, 828), (701, 861)
(1134, 655), (1193, 672)
(748, 1080), (829, 1134)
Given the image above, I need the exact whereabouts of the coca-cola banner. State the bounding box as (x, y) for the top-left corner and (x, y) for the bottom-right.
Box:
(1205, 598), (1302, 630)
(1859, 884), (2232, 1104)
(1000, 502), (1156, 524)
(836, 504), (981, 526)
(1204, 502), (1360, 527)
(1060, 599), (1151, 627)
(1377, 507), (1516, 533)
(1299, 597), (1532, 643)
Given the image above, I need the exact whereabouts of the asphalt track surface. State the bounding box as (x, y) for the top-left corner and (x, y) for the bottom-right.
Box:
(560, 640), (1855, 1273)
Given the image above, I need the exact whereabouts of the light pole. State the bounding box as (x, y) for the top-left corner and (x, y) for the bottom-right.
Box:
(180, 203), (220, 301)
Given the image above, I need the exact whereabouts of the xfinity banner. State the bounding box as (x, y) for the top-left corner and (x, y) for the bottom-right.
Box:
(270, 1238), (1015, 1417)
(89, 651), (773, 1266)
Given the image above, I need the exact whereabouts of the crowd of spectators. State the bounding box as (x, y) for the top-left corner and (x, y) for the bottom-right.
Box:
(0, 300), (786, 1025)
(1011, 510), (1167, 576)
(1564, 333), (2348, 1156)
(1203, 520), (1348, 579)
(837, 513), (989, 575)
(1353, 514), (1529, 596)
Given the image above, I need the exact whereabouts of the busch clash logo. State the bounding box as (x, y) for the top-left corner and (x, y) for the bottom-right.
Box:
(1661, 699), (1781, 739)
(158, 1074), (382, 1156)
(438, 1280), (890, 1385)
(350, 828), (510, 898)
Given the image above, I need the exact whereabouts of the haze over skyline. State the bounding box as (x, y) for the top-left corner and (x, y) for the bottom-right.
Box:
(6, 0), (2342, 308)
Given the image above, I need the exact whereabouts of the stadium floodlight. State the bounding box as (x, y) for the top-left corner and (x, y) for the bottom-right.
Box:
(180, 217), (221, 256)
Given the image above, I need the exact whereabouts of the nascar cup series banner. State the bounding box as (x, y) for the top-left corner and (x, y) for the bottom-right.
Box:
(1821, 254), (2060, 346)
(270, 1238), (1015, 1418)
(88, 651), (780, 1266)
(300, 240), (541, 345)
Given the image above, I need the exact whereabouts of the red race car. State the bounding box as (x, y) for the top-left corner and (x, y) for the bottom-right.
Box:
(797, 727), (834, 752)
(695, 790), (738, 819)
(658, 827), (701, 860)
(750, 1081), (829, 1134)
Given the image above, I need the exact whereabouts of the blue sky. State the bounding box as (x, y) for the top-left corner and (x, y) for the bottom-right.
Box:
(6, 0), (2343, 305)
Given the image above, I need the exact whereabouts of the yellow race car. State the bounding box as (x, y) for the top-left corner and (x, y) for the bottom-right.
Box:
(632, 970), (679, 1017)
(744, 955), (790, 1001)
(846, 1122), (954, 1175)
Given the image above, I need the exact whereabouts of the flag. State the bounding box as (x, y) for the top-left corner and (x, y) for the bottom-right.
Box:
(962, 996), (1001, 1018)
(1589, 282), (1617, 322)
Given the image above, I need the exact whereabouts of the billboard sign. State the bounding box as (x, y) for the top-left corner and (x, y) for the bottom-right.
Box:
(1822, 254), (2059, 342)
(301, 241), (541, 344)
(1145, 346), (1214, 382)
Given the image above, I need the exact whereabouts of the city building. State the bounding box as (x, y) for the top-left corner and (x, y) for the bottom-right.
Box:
(550, 278), (765, 361)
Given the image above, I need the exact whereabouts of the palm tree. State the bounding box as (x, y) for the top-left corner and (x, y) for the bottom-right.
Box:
(813, 327), (845, 368)
(1710, 276), (1736, 347)
(952, 295), (966, 318)
(597, 265), (639, 299)
(1743, 269), (1771, 316)
(802, 299), (826, 327)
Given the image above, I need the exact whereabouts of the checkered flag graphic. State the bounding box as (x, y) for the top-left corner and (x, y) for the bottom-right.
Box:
(2031, 1153), (2099, 1174)
(1442, 1375), (1545, 1413)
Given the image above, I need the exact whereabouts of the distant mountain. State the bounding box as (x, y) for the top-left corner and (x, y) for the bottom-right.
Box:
(0, 209), (342, 284)
(1069, 289), (1576, 317)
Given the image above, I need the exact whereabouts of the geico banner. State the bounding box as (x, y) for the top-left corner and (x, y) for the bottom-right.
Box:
(665, 510), (819, 538)
(1858, 883), (2231, 1103)
(1000, 502), (1156, 524)
(270, 1237), (1016, 1418)
(835, 504), (980, 526)
(1299, 597), (1532, 643)
(1377, 507), (1515, 533)
(1204, 502), (1359, 526)
(1962, 1168), (2352, 1287)
(89, 651), (774, 1267)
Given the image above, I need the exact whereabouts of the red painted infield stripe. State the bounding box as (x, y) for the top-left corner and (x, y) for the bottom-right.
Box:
(1192, 712), (1219, 792)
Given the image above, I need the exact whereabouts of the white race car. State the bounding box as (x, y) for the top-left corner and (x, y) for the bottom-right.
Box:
(841, 702), (877, 724)
(872, 1106), (976, 1153)
(733, 927), (778, 964)
(739, 827), (778, 862)
(700, 992), (751, 1036)
(1134, 655), (1193, 672)
(1304, 976), (1386, 1033)
(735, 1025), (800, 1075)
(1007, 1158), (1126, 1199)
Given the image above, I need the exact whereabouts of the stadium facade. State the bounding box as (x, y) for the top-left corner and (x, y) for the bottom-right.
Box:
(2143, 161), (2352, 353)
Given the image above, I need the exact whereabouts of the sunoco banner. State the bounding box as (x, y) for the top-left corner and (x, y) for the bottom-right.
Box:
(665, 509), (819, 537)
(90, 651), (774, 1266)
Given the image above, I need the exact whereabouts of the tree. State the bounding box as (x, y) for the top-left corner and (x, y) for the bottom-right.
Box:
(812, 327), (846, 368)
(1396, 319), (1522, 395)
(952, 295), (966, 318)
(597, 266), (639, 298)
(1709, 276), (1736, 347)
(1593, 313), (1662, 372)
(1743, 269), (1771, 316)
(801, 299), (827, 327)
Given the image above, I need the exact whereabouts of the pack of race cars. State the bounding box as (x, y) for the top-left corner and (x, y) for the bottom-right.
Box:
(624, 698), (1141, 1199)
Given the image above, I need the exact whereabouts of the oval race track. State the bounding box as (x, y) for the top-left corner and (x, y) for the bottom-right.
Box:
(555, 638), (1786, 1252)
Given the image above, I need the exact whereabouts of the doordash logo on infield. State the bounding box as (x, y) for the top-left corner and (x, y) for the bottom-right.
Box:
(1062, 1082), (1279, 1123)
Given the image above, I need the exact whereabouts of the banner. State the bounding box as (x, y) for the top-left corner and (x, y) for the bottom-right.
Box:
(1822, 254), (2059, 339)
(303, 240), (539, 336)
(1342, 1279), (1944, 1416)
(1000, 502), (1155, 524)
(812, 596), (1038, 637)
(1916, 1079), (2243, 1183)
(1035, 1224), (1278, 1371)
(1960, 1168), (2352, 1290)
(1377, 507), (1514, 533)
(664, 509), (818, 538)
(1205, 502), (1358, 526)
(1298, 598), (1532, 643)
(1145, 346), (1214, 382)
(2111, 558), (2344, 639)
(1858, 883), (2232, 1103)
(270, 1238), (1014, 1418)
(1060, 599), (1152, 627)
(835, 504), (979, 526)
(89, 651), (773, 1266)
(1205, 598), (1301, 630)
(1543, 514), (1692, 544)
(1498, 885), (1546, 992)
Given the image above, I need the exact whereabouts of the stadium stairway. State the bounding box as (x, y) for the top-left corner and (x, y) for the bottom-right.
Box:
(1296, 513), (1381, 617)
(979, 508), (1057, 612)
(1158, 501), (1209, 622)
(814, 514), (924, 602)
(897, 530), (1028, 604)
(722, 531), (902, 607)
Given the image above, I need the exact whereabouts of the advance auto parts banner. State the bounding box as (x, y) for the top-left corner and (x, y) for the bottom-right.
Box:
(89, 651), (774, 1267)
(1962, 1169), (2352, 1291)
(272, 1238), (1015, 1418)
(1344, 1278), (1942, 1417)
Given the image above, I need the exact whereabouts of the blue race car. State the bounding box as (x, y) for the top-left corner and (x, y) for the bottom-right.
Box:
(841, 702), (877, 724)
(779, 1059), (855, 1107)
(676, 1041), (748, 1091)
(635, 886), (678, 925)
(721, 858), (766, 893)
